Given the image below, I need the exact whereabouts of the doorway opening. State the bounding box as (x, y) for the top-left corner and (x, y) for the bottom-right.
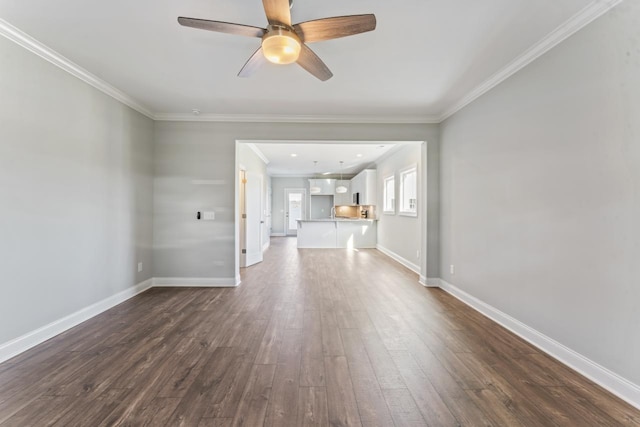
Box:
(235, 139), (430, 287)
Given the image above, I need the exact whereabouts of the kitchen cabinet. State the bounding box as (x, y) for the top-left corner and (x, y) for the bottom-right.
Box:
(350, 174), (362, 201)
(351, 169), (377, 205)
(336, 221), (377, 248)
(309, 178), (335, 195)
(334, 180), (351, 206)
(296, 220), (338, 248)
(297, 219), (377, 248)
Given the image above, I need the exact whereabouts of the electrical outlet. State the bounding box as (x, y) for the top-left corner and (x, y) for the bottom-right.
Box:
(138, 262), (143, 273)
(450, 264), (455, 275)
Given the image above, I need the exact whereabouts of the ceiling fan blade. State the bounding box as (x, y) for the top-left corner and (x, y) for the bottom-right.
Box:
(178, 17), (265, 38)
(297, 44), (333, 81)
(238, 47), (268, 78)
(294, 14), (376, 43)
(262, 0), (291, 25)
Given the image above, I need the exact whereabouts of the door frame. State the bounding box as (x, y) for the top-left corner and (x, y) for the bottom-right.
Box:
(239, 167), (246, 268)
(235, 139), (430, 287)
(284, 188), (307, 236)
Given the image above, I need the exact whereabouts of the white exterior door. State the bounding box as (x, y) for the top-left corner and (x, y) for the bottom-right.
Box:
(285, 188), (306, 236)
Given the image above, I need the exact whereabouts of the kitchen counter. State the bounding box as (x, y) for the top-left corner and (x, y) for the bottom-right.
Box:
(296, 218), (377, 248)
(297, 218), (377, 222)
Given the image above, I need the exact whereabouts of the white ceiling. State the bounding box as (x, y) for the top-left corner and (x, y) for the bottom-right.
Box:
(0, 0), (594, 119)
(247, 142), (399, 176)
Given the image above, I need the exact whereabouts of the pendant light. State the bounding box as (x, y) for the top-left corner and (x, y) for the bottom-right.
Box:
(336, 161), (348, 194)
(310, 161), (321, 194)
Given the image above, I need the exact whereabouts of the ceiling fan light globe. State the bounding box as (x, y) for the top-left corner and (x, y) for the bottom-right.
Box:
(262, 27), (301, 65)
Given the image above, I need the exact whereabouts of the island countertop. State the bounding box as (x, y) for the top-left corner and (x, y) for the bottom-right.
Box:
(296, 218), (377, 222)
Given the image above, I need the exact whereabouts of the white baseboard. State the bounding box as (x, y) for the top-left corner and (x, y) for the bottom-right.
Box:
(0, 278), (153, 364)
(376, 244), (421, 275)
(437, 278), (640, 410)
(0, 275), (243, 364)
(270, 233), (286, 237)
(152, 277), (240, 287)
(262, 241), (270, 252)
(420, 276), (441, 287)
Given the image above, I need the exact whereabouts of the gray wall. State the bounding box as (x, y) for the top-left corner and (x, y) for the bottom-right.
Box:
(153, 122), (440, 279)
(440, 2), (640, 385)
(0, 36), (154, 344)
(376, 143), (423, 268)
(426, 136), (440, 277)
(271, 177), (309, 235)
(153, 122), (236, 278)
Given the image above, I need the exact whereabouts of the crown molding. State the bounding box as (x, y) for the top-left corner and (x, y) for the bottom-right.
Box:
(1, 17), (432, 124)
(437, 0), (624, 122)
(372, 141), (422, 167)
(154, 112), (440, 124)
(0, 18), (154, 119)
(245, 143), (270, 164)
(2, 0), (623, 125)
(269, 174), (317, 178)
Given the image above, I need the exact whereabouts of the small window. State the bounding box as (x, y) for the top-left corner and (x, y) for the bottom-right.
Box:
(383, 175), (395, 214)
(399, 166), (417, 216)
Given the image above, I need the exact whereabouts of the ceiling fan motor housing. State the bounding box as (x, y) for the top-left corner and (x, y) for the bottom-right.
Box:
(262, 24), (302, 64)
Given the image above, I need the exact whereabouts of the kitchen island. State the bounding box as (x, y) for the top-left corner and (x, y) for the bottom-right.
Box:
(296, 219), (377, 249)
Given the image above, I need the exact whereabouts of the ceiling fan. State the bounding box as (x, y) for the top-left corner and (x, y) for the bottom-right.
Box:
(177, 0), (376, 81)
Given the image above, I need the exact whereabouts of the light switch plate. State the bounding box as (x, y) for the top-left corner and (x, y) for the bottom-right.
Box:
(202, 211), (215, 221)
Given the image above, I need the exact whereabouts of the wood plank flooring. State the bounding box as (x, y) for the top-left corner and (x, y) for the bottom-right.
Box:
(0, 237), (639, 426)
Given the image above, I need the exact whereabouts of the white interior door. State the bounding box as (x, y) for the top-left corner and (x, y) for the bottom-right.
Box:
(239, 170), (246, 267)
(285, 188), (306, 236)
(244, 172), (263, 266)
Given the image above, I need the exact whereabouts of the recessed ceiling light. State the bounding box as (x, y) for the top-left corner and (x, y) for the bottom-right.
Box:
(291, 153), (297, 157)
(322, 172), (332, 175)
(356, 154), (363, 158)
(378, 145), (385, 148)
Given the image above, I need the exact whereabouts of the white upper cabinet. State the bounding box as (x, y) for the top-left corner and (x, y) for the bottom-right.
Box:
(351, 169), (377, 206)
(334, 180), (351, 206)
(309, 178), (335, 195)
(350, 174), (361, 200)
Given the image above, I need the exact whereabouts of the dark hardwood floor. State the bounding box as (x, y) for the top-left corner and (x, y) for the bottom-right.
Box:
(1, 237), (638, 426)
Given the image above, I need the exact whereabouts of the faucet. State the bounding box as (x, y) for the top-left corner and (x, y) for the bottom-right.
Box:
(331, 206), (336, 219)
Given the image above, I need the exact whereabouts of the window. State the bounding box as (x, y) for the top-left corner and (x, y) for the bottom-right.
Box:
(383, 175), (395, 214)
(399, 166), (417, 216)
